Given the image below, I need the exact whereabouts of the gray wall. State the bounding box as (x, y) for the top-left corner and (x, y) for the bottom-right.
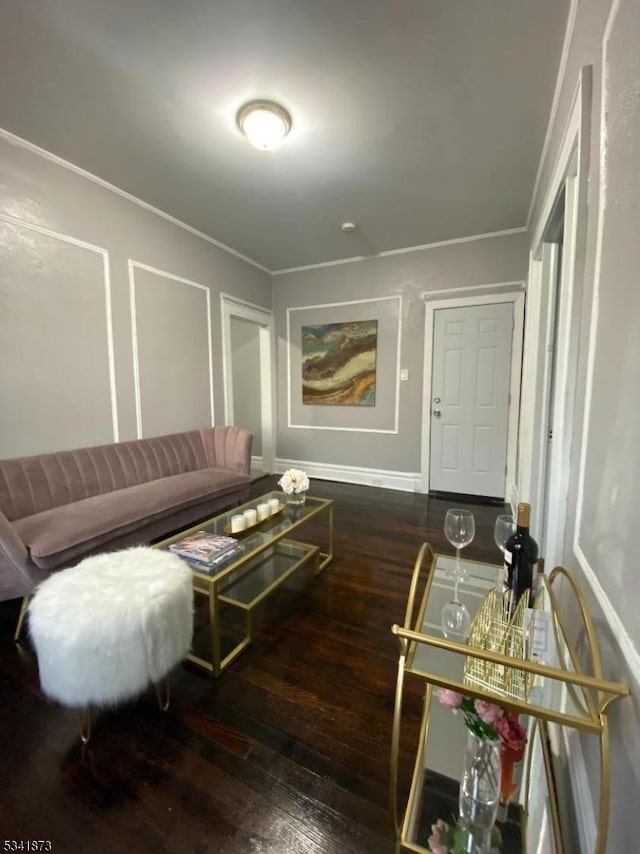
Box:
(0, 134), (271, 456)
(272, 231), (529, 477)
(528, 0), (640, 849)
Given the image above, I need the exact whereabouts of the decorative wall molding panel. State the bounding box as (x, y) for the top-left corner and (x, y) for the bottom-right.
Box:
(286, 295), (402, 434)
(128, 260), (214, 438)
(0, 212), (119, 454)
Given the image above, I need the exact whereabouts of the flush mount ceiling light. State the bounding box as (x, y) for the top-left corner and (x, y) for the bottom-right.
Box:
(236, 101), (292, 151)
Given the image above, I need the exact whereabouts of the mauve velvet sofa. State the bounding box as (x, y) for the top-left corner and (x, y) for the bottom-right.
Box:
(0, 426), (253, 603)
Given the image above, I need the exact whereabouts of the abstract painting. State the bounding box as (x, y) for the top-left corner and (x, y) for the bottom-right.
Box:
(301, 320), (378, 405)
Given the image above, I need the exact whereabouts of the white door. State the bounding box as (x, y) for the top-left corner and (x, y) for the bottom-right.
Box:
(429, 302), (513, 498)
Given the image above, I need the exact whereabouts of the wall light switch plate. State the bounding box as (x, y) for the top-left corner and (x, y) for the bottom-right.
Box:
(400, 369), (409, 381)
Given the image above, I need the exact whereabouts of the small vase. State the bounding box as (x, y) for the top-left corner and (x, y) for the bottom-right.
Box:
(286, 491), (307, 506)
(458, 731), (502, 853)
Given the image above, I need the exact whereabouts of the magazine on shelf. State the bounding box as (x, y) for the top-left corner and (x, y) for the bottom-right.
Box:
(169, 531), (239, 565)
(188, 544), (242, 572)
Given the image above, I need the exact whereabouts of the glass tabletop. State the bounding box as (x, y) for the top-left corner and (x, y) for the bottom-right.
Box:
(156, 490), (332, 581)
(408, 553), (598, 731)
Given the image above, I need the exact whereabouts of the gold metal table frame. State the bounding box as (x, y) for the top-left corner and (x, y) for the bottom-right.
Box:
(389, 544), (630, 854)
(156, 491), (333, 677)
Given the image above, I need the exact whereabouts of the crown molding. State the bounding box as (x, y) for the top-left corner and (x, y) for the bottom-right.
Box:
(0, 127), (270, 274)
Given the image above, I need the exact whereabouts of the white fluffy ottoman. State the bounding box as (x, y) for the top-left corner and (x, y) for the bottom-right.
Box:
(29, 547), (193, 734)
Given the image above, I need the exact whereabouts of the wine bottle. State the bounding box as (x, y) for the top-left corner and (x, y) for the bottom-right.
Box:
(503, 502), (539, 615)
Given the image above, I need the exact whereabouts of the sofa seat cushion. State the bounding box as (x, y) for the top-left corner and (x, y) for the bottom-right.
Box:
(15, 468), (249, 570)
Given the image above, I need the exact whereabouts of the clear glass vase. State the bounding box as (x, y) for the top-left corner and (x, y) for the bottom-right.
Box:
(458, 731), (502, 853)
(286, 490), (307, 506)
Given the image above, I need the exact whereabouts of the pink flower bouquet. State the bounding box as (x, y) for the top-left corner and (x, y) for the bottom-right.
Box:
(436, 687), (527, 749)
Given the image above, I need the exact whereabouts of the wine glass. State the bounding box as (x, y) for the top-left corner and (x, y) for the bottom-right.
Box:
(444, 509), (475, 581)
(441, 575), (471, 642)
(493, 514), (516, 555)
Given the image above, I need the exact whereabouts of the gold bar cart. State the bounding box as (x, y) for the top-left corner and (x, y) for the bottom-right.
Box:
(389, 544), (630, 854)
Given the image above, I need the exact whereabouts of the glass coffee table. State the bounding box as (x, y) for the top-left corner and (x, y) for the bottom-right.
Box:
(155, 491), (333, 676)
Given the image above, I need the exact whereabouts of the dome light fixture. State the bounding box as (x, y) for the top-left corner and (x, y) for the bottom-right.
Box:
(236, 101), (292, 151)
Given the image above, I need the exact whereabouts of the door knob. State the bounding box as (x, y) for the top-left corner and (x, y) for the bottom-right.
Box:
(433, 409), (441, 418)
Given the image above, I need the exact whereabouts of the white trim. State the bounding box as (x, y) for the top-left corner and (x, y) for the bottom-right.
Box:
(540, 173), (580, 564)
(421, 280), (525, 301)
(0, 127), (269, 274)
(524, 243), (559, 545)
(101, 250), (118, 442)
(560, 724), (597, 853)
(128, 264), (143, 440)
(420, 286), (525, 498)
(128, 260), (214, 438)
(275, 457), (421, 493)
(0, 212), (119, 443)
(287, 423), (400, 435)
(219, 291), (272, 315)
(286, 295), (402, 434)
(394, 297), (403, 436)
(526, 0), (580, 228)
(250, 455), (264, 477)
(220, 294), (276, 473)
(530, 70), (585, 255)
(518, 67), (590, 552)
(271, 228), (527, 276)
(288, 295), (403, 311)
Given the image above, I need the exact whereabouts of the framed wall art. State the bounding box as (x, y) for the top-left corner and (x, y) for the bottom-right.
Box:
(301, 319), (378, 406)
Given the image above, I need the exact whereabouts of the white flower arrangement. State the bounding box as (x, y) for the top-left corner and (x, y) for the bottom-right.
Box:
(278, 468), (310, 495)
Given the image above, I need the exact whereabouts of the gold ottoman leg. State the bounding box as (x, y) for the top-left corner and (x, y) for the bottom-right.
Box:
(78, 707), (92, 744)
(14, 595), (31, 642)
(155, 677), (171, 712)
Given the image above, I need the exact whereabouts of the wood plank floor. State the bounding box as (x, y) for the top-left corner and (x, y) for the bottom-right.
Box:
(0, 477), (507, 853)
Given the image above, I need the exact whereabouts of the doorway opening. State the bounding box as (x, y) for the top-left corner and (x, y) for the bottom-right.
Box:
(220, 294), (276, 477)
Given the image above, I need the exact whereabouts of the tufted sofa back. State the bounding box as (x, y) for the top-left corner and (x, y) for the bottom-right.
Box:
(0, 430), (212, 521)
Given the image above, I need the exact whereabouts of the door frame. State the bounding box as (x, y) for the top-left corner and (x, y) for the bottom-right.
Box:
(220, 293), (276, 474)
(518, 66), (591, 562)
(420, 285), (525, 500)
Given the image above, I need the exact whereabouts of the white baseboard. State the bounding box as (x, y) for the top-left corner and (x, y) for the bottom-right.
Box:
(250, 455), (266, 479)
(275, 457), (421, 493)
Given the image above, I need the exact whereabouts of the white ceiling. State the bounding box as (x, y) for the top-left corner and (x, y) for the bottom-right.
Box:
(0, 0), (570, 272)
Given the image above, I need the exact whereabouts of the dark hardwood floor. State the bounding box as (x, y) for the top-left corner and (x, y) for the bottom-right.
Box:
(0, 478), (507, 853)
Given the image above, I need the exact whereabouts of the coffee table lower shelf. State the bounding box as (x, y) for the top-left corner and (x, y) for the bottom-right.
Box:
(186, 538), (320, 676)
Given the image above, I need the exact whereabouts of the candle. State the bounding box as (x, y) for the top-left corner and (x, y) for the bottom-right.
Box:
(268, 497), (281, 515)
(230, 514), (245, 533)
(243, 508), (257, 527)
(256, 502), (270, 521)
